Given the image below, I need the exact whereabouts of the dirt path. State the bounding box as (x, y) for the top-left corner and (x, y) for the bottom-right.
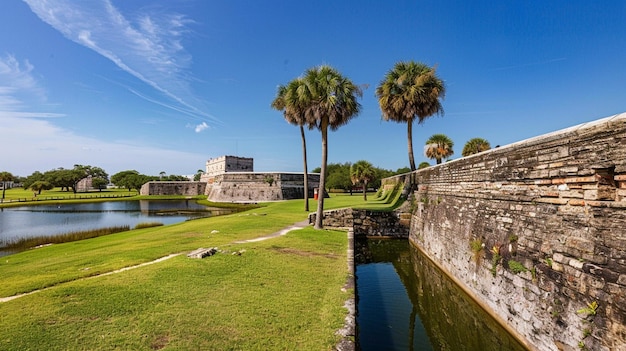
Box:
(233, 220), (309, 243)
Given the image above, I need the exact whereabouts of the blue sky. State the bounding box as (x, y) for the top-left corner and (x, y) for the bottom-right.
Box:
(2, 0), (625, 177)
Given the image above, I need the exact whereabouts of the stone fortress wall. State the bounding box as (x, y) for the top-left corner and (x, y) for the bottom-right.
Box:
(380, 112), (626, 351)
(141, 154), (318, 202)
(140, 181), (207, 196)
(206, 172), (319, 202)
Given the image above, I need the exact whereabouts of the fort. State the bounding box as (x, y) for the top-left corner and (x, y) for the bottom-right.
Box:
(140, 155), (319, 202)
(317, 112), (626, 350)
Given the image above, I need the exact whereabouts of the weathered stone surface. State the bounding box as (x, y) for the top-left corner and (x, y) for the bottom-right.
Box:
(206, 172), (320, 202)
(387, 112), (626, 351)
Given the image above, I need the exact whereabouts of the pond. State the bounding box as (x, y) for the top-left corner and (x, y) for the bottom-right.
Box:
(0, 200), (232, 256)
(356, 238), (528, 351)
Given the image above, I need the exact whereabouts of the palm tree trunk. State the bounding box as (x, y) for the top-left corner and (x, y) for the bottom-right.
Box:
(407, 120), (416, 171)
(363, 180), (367, 201)
(300, 125), (309, 212)
(315, 120), (329, 229)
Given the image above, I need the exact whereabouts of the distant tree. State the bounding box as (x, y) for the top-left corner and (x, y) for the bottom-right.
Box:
(0, 171), (15, 200)
(29, 180), (54, 195)
(425, 134), (454, 164)
(111, 170), (142, 192)
(325, 163), (352, 191)
(462, 138), (491, 157)
(395, 166), (412, 174)
(418, 162), (430, 170)
(164, 174), (189, 181)
(376, 61), (445, 171)
(350, 160), (376, 201)
(91, 177), (108, 191)
(193, 169), (204, 181)
(42, 165), (107, 193)
(299, 65), (362, 229)
(22, 171), (45, 190)
(159, 171), (166, 180)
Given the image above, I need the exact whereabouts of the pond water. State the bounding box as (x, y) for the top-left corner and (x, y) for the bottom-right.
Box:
(0, 200), (231, 256)
(356, 239), (528, 351)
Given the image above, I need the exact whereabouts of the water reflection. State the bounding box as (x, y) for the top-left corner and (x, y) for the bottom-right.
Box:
(356, 239), (527, 351)
(0, 200), (231, 254)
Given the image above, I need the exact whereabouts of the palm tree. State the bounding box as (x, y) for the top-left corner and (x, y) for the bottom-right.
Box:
(462, 137), (491, 157)
(0, 171), (14, 201)
(299, 65), (362, 229)
(350, 160), (375, 201)
(376, 61), (445, 171)
(271, 78), (316, 212)
(425, 134), (454, 164)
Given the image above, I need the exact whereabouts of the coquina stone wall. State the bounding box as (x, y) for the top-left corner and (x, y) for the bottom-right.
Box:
(140, 181), (207, 196)
(207, 172), (319, 202)
(390, 112), (626, 351)
(308, 208), (410, 238)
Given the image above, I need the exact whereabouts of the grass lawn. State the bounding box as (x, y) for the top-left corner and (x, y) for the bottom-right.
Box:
(0, 192), (396, 350)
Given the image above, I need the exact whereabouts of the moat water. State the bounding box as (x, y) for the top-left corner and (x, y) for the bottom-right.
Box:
(355, 239), (528, 351)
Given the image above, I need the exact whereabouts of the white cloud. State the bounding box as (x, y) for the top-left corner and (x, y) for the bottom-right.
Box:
(0, 54), (61, 118)
(194, 122), (209, 133)
(1, 115), (207, 176)
(23, 0), (219, 125)
(0, 53), (205, 176)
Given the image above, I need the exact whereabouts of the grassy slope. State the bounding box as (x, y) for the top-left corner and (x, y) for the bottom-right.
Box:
(0, 192), (395, 350)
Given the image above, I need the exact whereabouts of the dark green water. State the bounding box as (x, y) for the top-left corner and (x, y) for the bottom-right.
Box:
(355, 239), (528, 351)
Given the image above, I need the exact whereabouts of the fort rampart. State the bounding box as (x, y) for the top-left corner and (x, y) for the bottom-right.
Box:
(206, 172), (319, 202)
(382, 112), (626, 350)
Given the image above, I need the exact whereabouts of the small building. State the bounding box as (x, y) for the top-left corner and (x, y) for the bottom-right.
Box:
(205, 156), (253, 177)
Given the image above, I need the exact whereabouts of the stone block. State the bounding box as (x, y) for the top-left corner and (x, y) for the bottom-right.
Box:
(187, 247), (218, 259)
(565, 237), (594, 254)
(568, 258), (584, 270)
(553, 253), (567, 264)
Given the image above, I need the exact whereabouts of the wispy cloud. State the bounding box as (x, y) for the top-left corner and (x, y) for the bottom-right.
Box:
(23, 0), (220, 125)
(0, 53), (205, 176)
(0, 54), (63, 118)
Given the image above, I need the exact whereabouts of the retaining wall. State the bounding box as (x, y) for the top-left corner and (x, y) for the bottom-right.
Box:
(400, 112), (626, 351)
(140, 181), (207, 196)
(308, 208), (410, 238)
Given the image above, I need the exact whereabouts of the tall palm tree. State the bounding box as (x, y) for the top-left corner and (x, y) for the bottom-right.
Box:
(299, 65), (362, 229)
(271, 79), (315, 211)
(425, 133), (454, 164)
(0, 171), (14, 201)
(462, 137), (491, 157)
(350, 160), (375, 201)
(376, 61), (445, 171)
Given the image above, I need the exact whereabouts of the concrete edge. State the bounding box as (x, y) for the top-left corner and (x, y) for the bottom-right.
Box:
(335, 228), (356, 351)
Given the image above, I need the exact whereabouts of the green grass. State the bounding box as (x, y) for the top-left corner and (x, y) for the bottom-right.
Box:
(0, 193), (400, 350)
(0, 226), (131, 251)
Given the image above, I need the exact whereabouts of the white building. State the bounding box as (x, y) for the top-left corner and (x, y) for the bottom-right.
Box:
(205, 155), (253, 177)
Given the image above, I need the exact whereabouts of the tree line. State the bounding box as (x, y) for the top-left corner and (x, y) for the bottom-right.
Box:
(0, 166), (191, 199)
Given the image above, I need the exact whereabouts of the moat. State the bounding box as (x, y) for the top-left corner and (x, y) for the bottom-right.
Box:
(355, 239), (527, 351)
